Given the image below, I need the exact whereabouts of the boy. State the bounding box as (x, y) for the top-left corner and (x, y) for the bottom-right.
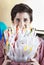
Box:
(3, 3), (44, 65)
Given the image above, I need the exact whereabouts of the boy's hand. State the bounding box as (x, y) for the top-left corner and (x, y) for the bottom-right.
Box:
(30, 58), (40, 65)
(2, 55), (11, 65)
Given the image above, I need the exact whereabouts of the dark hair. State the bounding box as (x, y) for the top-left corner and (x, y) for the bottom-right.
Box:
(11, 3), (33, 23)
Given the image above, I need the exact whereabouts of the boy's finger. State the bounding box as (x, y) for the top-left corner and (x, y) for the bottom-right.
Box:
(7, 60), (11, 62)
(31, 58), (38, 62)
(31, 62), (40, 65)
(4, 55), (7, 60)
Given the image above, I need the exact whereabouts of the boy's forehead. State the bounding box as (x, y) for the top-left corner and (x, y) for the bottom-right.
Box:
(15, 12), (30, 19)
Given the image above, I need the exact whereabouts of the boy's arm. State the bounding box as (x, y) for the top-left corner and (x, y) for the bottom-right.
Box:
(34, 38), (44, 65)
(39, 38), (44, 65)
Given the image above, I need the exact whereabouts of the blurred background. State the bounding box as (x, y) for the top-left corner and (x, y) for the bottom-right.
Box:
(0, 0), (44, 33)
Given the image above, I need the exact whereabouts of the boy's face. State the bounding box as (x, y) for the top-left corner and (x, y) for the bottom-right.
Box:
(13, 12), (31, 29)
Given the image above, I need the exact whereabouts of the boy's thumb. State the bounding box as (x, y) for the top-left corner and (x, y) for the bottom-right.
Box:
(5, 55), (7, 60)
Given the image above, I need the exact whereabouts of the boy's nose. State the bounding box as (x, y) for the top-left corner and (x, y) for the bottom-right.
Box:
(18, 21), (24, 28)
(21, 21), (25, 27)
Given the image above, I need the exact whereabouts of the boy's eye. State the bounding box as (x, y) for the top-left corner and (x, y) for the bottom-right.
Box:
(16, 18), (20, 22)
(24, 18), (28, 22)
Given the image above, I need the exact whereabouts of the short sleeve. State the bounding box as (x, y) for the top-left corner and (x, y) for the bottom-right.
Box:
(34, 37), (44, 65)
